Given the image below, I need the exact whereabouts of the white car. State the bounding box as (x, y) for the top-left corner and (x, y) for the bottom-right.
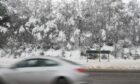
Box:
(0, 56), (91, 84)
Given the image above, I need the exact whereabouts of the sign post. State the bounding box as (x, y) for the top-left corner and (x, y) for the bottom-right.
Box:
(86, 50), (111, 62)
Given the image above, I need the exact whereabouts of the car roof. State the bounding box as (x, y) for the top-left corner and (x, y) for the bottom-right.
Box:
(23, 56), (61, 60)
(12, 56), (63, 65)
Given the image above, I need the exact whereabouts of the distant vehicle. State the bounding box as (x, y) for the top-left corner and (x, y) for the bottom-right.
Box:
(0, 56), (90, 84)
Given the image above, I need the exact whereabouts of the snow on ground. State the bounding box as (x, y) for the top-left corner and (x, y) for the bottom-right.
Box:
(1, 49), (140, 70)
(84, 59), (140, 70)
(0, 58), (19, 66)
(64, 50), (140, 70)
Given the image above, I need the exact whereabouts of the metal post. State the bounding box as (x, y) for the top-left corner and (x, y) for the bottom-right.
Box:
(108, 54), (110, 62)
(99, 38), (101, 62)
(99, 54), (101, 62)
(87, 54), (89, 62)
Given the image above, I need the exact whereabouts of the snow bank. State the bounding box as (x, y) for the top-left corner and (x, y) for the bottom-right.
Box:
(64, 49), (140, 70)
(85, 59), (140, 70)
(1, 49), (140, 70)
(0, 58), (19, 66)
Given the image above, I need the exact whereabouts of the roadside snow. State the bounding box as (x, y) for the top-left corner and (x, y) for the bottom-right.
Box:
(84, 59), (140, 70)
(64, 50), (140, 70)
(0, 58), (19, 66)
(1, 49), (140, 70)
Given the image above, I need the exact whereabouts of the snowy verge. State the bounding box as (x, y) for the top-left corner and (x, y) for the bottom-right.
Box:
(0, 49), (140, 70)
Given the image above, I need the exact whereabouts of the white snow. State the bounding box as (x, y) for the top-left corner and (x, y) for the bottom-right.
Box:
(83, 32), (92, 37)
(0, 26), (8, 33)
(1, 49), (140, 70)
(70, 37), (75, 43)
(35, 33), (42, 40)
(101, 45), (114, 52)
(0, 16), (3, 20)
(28, 17), (38, 24)
(100, 29), (106, 40)
(46, 21), (57, 30)
(44, 49), (63, 56)
(32, 25), (44, 33)
(19, 26), (25, 33)
(25, 17), (40, 27)
(122, 0), (131, 3)
(74, 29), (80, 35)
(32, 26), (40, 33)
(64, 50), (140, 70)
(0, 58), (19, 66)
(6, 23), (10, 28)
(57, 31), (66, 42)
(84, 59), (140, 70)
(124, 48), (130, 54)
(67, 43), (72, 50)
(44, 27), (50, 33)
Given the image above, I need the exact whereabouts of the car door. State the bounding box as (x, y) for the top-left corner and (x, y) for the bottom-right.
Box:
(5, 59), (42, 84)
(35, 58), (60, 84)
(5, 58), (60, 84)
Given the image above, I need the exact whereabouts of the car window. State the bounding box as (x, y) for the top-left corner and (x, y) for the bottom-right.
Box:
(14, 58), (59, 68)
(14, 59), (39, 68)
(38, 59), (59, 67)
